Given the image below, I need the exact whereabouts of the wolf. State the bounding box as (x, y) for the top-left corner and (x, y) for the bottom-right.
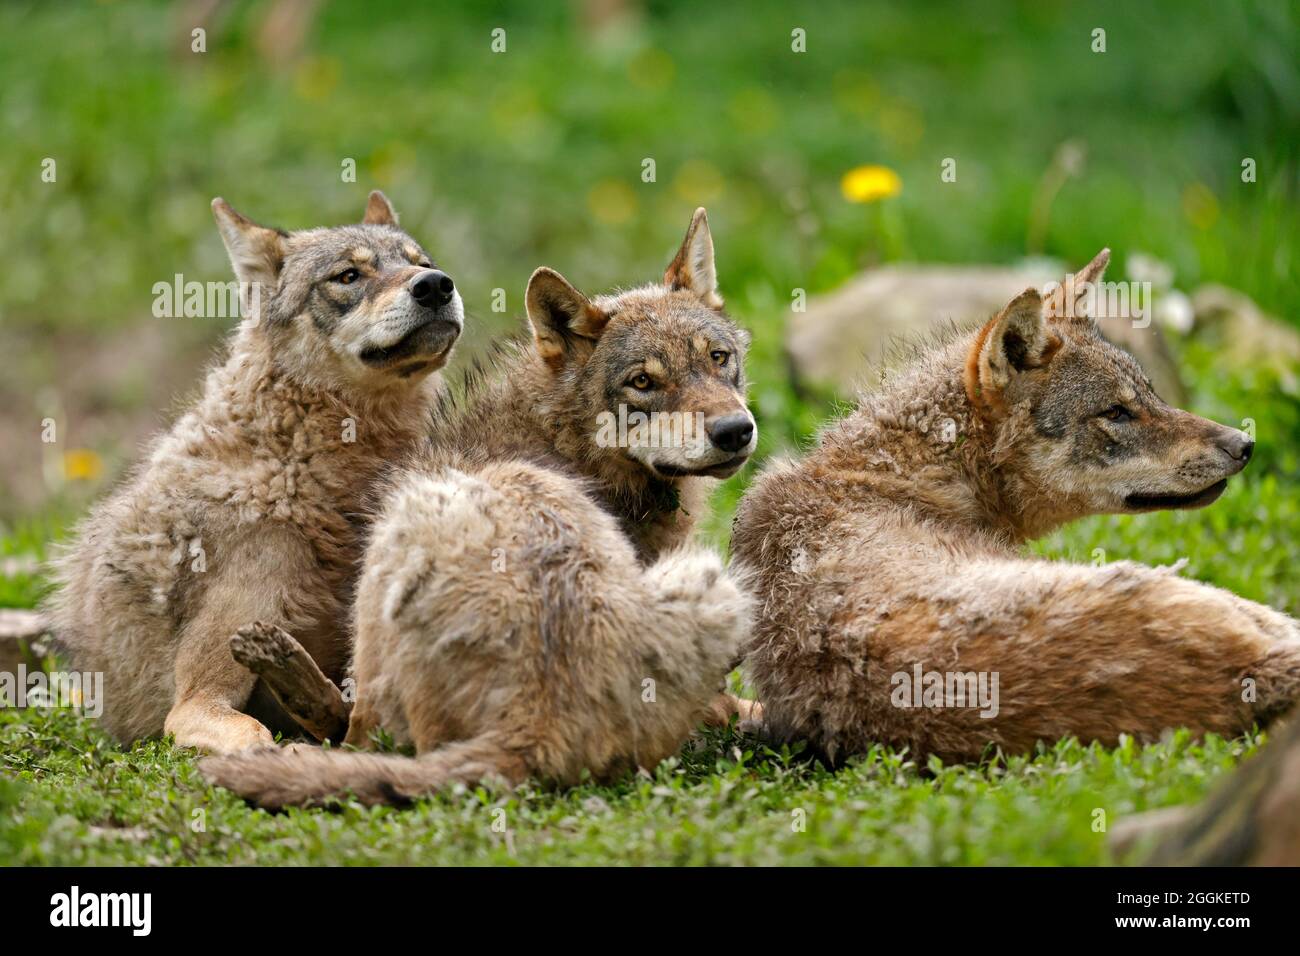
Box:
(200, 209), (759, 807)
(731, 249), (1300, 763)
(48, 192), (463, 754)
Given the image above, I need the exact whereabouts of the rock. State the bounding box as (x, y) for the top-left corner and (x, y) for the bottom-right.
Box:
(0, 608), (50, 675)
(787, 262), (1187, 404)
(1192, 284), (1300, 393)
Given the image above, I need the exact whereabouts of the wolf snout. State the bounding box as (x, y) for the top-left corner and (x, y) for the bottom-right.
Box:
(359, 305), (462, 369)
(409, 269), (456, 310)
(1216, 430), (1254, 465)
(707, 413), (755, 454)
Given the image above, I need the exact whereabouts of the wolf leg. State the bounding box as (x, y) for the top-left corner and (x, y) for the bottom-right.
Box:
(871, 559), (1299, 758)
(343, 699), (381, 748)
(164, 530), (320, 754)
(166, 611), (273, 753)
(229, 621), (350, 742)
(636, 549), (753, 746)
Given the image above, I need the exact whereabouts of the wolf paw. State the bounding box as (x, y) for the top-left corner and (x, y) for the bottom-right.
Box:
(649, 550), (751, 643)
(649, 550), (728, 604)
(167, 705), (274, 755)
(229, 621), (297, 672)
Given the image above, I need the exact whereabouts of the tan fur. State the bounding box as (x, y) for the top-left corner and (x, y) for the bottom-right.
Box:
(201, 209), (758, 806)
(48, 193), (462, 753)
(733, 251), (1300, 763)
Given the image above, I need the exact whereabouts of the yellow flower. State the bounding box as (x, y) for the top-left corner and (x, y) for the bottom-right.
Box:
(63, 449), (103, 482)
(841, 164), (902, 203)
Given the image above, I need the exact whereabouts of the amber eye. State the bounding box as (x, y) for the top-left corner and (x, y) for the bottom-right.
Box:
(1101, 404), (1133, 423)
(629, 373), (654, 391)
(334, 268), (361, 285)
(711, 350), (729, 367)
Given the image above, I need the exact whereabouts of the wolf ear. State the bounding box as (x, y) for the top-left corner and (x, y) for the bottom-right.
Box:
(965, 288), (1058, 414)
(664, 207), (723, 310)
(1043, 247), (1110, 322)
(526, 267), (610, 371)
(211, 199), (286, 303)
(363, 190), (399, 227)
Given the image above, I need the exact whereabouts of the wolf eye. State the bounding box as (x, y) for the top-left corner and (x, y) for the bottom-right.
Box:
(711, 350), (730, 368)
(628, 373), (654, 391)
(1101, 404), (1133, 423)
(333, 268), (361, 285)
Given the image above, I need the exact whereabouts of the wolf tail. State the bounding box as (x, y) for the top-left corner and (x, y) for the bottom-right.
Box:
(199, 734), (525, 809)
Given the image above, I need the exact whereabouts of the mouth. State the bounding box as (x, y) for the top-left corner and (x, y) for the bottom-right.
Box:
(359, 315), (460, 369)
(1124, 478), (1229, 512)
(649, 454), (750, 479)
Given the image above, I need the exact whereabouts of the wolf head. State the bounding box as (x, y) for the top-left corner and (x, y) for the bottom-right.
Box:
(525, 208), (756, 480)
(211, 191), (463, 392)
(965, 249), (1253, 520)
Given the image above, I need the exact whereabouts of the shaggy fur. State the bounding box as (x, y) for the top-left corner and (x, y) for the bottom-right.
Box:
(49, 192), (463, 753)
(732, 250), (1300, 763)
(202, 209), (758, 806)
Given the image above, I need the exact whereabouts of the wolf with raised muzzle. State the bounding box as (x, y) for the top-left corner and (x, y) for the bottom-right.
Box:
(201, 208), (760, 807)
(732, 249), (1300, 763)
(49, 192), (463, 754)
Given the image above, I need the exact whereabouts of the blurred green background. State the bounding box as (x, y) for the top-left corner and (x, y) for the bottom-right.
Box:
(1, 0), (1297, 596)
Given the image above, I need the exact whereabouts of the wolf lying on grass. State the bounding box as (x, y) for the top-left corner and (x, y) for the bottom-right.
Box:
(49, 193), (463, 754)
(201, 209), (759, 807)
(732, 250), (1300, 763)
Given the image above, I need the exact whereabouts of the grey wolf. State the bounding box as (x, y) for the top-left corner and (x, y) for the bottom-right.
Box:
(48, 192), (462, 754)
(731, 249), (1300, 763)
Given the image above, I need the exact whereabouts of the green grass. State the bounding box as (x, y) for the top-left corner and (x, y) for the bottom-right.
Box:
(0, 704), (1263, 866)
(1, 0), (1297, 865)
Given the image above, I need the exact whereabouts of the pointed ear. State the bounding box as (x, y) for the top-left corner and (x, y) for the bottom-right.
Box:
(664, 207), (723, 310)
(964, 288), (1059, 414)
(211, 198), (286, 296)
(363, 190), (399, 227)
(1044, 247), (1110, 321)
(525, 267), (610, 371)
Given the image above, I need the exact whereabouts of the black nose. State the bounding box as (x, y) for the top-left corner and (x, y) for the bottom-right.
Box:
(707, 414), (754, 454)
(1218, 432), (1254, 463)
(409, 269), (455, 309)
